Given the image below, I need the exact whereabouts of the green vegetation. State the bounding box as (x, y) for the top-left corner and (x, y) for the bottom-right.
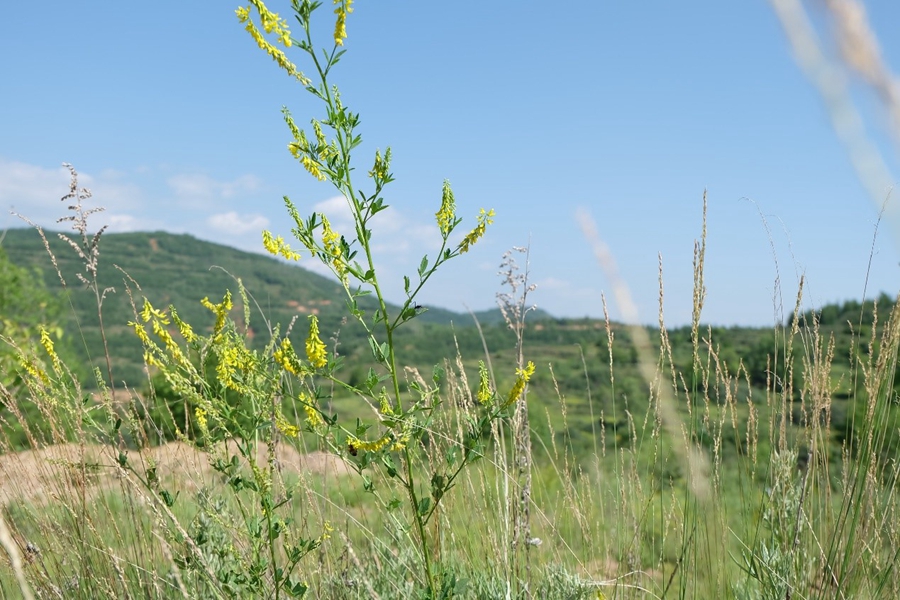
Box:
(2, 2), (900, 599)
(0, 228), (550, 389)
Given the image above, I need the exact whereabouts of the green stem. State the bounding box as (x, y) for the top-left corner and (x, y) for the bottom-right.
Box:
(404, 446), (437, 599)
(299, 13), (437, 595)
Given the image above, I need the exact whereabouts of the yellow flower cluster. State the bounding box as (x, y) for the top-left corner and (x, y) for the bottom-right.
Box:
(236, 1), (309, 84)
(170, 307), (198, 343)
(274, 337), (303, 376)
(201, 291), (233, 335)
(319, 521), (334, 543)
(301, 156), (326, 181)
(39, 327), (62, 376)
(347, 433), (390, 453)
(368, 148), (391, 181)
(140, 301), (170, 325)
(216, 339), (257, 393)
(262, 230), (302, 261)
(435, 180), (456, 236)
(333, 0), (354, 46)
(133, 299), (196, 372)
(502, 361), (536, 409)
(378, 389), (396, 416)
(320, 215), (347, 283)
(18, 356), (49, 387)
(304, 403), (324, 426)
(475, 360), (493, 404)
(131, 321), (150, 345)
(151, 318), (191, 369)
(305, 315), (328, 368)
(283, 108), (308, 157)
(194, 406), (209, 432)
(390, 426), (411, 452)
(303, 402), (326, 429)
(458, 208), (496, 254)
(275, 409), (300, 438)
(312, 121), (327, 149)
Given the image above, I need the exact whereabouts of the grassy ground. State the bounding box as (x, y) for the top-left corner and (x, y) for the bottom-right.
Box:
(2, 278), (900, 598)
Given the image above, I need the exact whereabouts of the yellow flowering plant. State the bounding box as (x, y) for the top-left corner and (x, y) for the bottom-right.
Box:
(228, 2), (537, 597)
(129, 283), (334, 598)
(125, 2), (532, 598)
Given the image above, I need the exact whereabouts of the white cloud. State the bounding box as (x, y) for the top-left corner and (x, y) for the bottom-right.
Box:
(0, 159), (143, 229)
(105, 213), (141, 232)
(167, 172), (261, 206)
(207, 211), (270, 235)
(0, 160), (70, 208)
(311, 196), (354, 230)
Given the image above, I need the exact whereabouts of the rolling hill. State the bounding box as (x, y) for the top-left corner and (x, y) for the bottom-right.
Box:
(0, 228), (547, 386)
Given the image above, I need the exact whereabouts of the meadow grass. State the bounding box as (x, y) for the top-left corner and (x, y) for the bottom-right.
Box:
(2, 223), (899, 598)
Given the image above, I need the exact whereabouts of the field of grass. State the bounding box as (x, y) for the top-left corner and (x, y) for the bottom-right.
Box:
(2, 216), (900, 598)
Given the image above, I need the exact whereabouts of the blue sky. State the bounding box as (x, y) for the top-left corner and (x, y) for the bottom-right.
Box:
(2, 1), (900, 327)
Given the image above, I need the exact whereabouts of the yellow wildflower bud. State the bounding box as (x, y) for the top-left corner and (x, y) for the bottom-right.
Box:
(458, 208), (495, 253)
(237, 1), (309, 84)
(304, 404), (325, 429)
(301, 156), (326, 181)
(312, 120), (327, 148)
(333, 0), (354, 46)
(130, 321), (151, 345)
(143, 351), (163, 368)
(39, 327), (62, 375)
(275, 410), (300, 438)
(305, 315), (328, 369)
(201, 291), (233, 334)
(19, 356), (49, 387)
(195, 406), (208, 432)
(475, 360), (493, 404)
(171, 307), (198, 343)
(319, 521), (333, 542)
(347, 433), (390, 453)
(320, 215), (348, 283)
(217, 345), (241, 391)
(274, 337), (303, 376)
(140, 299), (169, 324)
(379, 389), (396, 416)
(435, 180), (457, 236)
(503, 361), (535, 408)
(262, 230), (302, 261)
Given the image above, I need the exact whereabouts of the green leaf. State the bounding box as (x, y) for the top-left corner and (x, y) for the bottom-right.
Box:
(160, 489), (178, 507)
(364, 368), (379, 393)
(383, 455), (398, 478)
(446, 446), (458, 467)
(417, 497), (431, 516)
(418, 255), (429, 277)
(431, 472), (446, 501)
(354, 419), (370, 437)
(287, 579), (308, 598)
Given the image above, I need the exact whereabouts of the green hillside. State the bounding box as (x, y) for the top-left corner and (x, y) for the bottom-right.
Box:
(3, 226), (898, 460)
(0, 228), (548, 387)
